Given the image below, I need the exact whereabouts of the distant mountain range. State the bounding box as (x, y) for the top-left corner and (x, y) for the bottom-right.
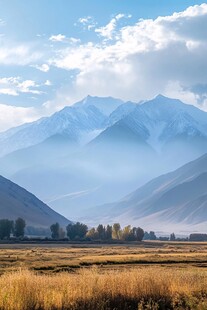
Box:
(0, 96), (124, 157)
(0, 175), (71, 228)
(106, 95), (207, 153)
(1, 94), (207, 161)
(82, 153), (207, 233)
(0, 94), (207, 226)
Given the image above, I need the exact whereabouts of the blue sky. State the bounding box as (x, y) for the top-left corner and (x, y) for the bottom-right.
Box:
(1, 1), (205, 43)
(0, 0), (207, 130)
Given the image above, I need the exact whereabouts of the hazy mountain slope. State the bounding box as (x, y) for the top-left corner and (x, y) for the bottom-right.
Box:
(81, 153), (207, 231)
(0, 175), (71, 228)
(81, 120), (156, 180)
(90, 120), (149, 147)
(0, 103), (156, 217)
(0, 133), (78, 176)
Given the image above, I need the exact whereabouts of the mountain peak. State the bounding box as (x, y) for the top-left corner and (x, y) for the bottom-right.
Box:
(155, 94), (167, 100)
(154, 94), (177, 101)
(74, 95), (124, 116)
(84, 94), (93, 102)
(141, 94), (185, 110)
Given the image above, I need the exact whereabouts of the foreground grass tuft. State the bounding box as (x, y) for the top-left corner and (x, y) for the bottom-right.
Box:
(0, 267), (207, 309)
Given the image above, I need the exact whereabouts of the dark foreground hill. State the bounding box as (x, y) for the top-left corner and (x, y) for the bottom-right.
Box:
(0, 175), (71, 228)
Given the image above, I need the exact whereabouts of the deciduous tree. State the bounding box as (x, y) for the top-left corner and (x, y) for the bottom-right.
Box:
(112, 223), (121, 240)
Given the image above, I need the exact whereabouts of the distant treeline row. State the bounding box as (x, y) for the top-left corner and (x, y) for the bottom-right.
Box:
(0, 218), (207, 241)
(50, 222), (145, 241)
(0, 219), (145, 241)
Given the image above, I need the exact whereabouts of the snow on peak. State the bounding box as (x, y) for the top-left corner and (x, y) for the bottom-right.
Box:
(74, 95), (124, 116)
(116, 95), (207, 152)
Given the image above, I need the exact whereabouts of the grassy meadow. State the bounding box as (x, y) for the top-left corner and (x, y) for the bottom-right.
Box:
(0, 242), (207, 309)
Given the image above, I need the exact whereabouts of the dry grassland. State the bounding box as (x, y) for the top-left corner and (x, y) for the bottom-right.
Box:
(0, 242), (207, 309)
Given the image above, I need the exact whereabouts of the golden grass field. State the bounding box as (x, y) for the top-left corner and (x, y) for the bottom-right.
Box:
(0, 241), (207, 309)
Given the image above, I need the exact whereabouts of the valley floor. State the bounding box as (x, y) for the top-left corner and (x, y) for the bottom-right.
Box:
(1, 242), (207, 309)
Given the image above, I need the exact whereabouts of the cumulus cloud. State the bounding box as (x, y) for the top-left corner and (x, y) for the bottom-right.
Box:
(49, 4), (207, 107)
(95, 14), (131, 40)
(1, 3), (207, 131)
(0, 77), (44, 96)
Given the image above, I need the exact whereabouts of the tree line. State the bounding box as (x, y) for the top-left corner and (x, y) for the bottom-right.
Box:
(1, 217), (205, 242)
(50, 222), (145, 241)
(0, 218), (26, 239)
(0, 218), (146, 241)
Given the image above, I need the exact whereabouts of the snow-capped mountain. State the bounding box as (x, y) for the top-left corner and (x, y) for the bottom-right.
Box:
(1, 94), (206, 158)
(0, 174), (71, 228)
(101, 94), (207, 153)
(1, 94), (207, 223)
(0, 105), (106, 156)
(0, 96), (124, 157)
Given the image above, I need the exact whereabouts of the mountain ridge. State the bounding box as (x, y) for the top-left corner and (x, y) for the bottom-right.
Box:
(81, 153), (207, 232)
(1, 94), (207, 223)
(0, 175), (71, 228)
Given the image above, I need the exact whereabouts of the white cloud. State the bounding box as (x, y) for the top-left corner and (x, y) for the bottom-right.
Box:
(69, 37), (81, 44)
(1, 3), (207, 132)
(95, 14), (131, 40)
(49, 3), (207, 106)
(45, 80), (52, 86)
(0, 103), (40, 132)
(0, 77), (43, 96)
(32, 63), (50, 72)
(77, 16), (97, 30)
(0, 88), (18, 96)
(49, 34), (66, 42)
(49, 35), (81, 45)
(0, 44), (42, 65)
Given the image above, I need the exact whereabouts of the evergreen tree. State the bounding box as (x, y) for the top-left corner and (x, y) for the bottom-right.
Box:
(50, 222), (60, 239)
(149, 231), (157, 240)
(170, 233), (176, 241)
(0, 219), (13, 239)
(105, 225), (112, 240)
(14, 218), (26, 238)
(132, 227), (144, 241)
(66, 222), (88, 240)
(97, 224), (105, 240)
